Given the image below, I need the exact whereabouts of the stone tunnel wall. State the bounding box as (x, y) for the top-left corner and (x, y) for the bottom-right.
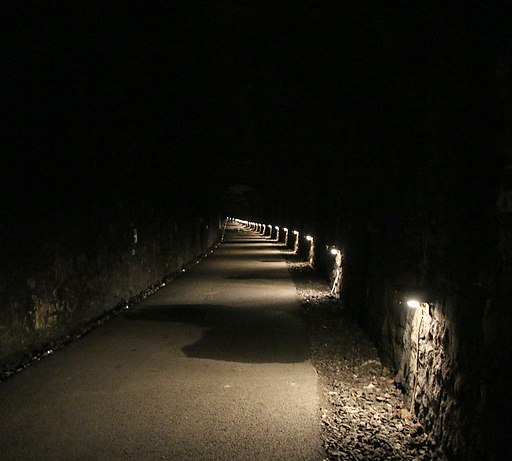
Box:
(263, 17), (511, 459)
(335, 84), (510, 461)
(340, 192), (512, 461)
(0, 214), (222, 372)
(255, 198), (508, 461)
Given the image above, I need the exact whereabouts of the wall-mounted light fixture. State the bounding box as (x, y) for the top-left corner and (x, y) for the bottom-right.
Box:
(282, 227), (289, 246)
(329, 246), (343, 297)
(132, 228), (138, 256)
(394, 286), (435, 413)
(292, 231), (300, 254)
(305, 235), (315, 267)
(411, 300), (430, 315)
(394, 286), (432, 310)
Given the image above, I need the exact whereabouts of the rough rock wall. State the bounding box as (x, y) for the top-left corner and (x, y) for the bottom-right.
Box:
(381, 291), (486, 460)
(333, 10), (511, 459)
(340, 208), (504, 460)
(0, 215), (221, 370)
(340, 166), (509, 460)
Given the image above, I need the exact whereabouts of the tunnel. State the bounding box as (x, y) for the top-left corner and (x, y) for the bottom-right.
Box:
(1, 2), (511, 460)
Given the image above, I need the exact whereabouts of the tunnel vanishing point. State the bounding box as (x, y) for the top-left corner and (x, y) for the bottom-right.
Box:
(2, 2), (512, 461)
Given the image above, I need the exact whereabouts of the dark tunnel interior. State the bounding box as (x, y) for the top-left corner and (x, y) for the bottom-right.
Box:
(2, 2), (504, 228)
(1, 2), (511, 460)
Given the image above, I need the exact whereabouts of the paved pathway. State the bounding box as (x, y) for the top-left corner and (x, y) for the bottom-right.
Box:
(0, 222), (322, 460)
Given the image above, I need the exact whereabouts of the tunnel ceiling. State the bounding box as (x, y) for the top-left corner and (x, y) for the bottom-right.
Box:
(2, 2), (503, 224)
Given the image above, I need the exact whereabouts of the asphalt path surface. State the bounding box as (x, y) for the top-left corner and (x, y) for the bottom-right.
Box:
(0, 223), (322, 460)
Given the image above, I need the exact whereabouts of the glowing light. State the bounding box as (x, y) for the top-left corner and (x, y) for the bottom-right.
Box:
(306, 235), (313, 241)
(275, 226), (279, 230)
(283, 228), (288, 231)
(330, 248), (339, 256)
(407, 300), (421, 309)
(293, 230), (299, 235)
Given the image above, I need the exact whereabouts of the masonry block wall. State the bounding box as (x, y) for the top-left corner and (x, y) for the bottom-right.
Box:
(336, 50), (511, 460)
(267, 11), (510, 459)
(0, 213), (221, 372)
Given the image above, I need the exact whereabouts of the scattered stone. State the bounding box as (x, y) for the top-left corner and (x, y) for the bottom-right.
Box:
(285, 255), (446, 461)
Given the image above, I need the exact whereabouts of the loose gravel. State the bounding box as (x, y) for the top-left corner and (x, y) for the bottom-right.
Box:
(285, 256), (447, 461)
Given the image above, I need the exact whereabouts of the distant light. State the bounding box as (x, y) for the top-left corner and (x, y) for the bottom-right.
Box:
(407, 300), (421, 309)
(330, 248), (339, 256)
(293, 230), (299, 235)
(275, 226), (279, 230)
(283, 228), (288, 231)
(306, 235), (313, 241)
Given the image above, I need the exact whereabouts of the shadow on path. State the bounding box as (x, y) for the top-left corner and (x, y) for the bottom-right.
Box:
(124, 304), (309, 364)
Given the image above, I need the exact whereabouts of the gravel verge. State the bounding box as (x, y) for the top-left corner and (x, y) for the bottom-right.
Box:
(284, 254), (447, 461)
